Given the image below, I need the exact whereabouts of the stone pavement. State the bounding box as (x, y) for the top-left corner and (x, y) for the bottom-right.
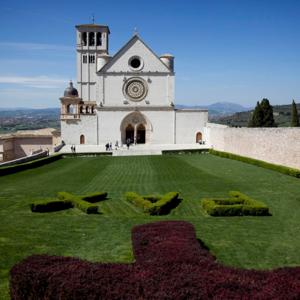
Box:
(59, 143), (210, 156)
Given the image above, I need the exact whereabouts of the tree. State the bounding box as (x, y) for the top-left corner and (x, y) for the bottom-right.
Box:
(291, 100), (299, 127)
(248, 101), (263, 127)
(260, 98), (275, 127)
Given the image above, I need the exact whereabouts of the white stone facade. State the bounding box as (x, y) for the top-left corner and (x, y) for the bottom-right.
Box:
(60, 23), (208, 146)
(206, 123), (300, 169)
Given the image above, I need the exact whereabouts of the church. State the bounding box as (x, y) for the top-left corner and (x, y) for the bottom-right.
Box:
(60, 23), (208, 146)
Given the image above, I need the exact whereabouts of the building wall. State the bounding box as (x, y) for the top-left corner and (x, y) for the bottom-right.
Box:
(206, 123), (300, 169)
(61, 115), (98, 145)
(0, 139), (14, 161)
(98, 74), (173, 107)
(106, 38), (170, 74)
(175, 110), (208, 144)
(13, 137), (53, 159)
(97, 109), (175, 145)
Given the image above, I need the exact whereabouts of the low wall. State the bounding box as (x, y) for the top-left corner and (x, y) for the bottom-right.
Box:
(206, 123), (300, 169)
(0, 151), (48, 167)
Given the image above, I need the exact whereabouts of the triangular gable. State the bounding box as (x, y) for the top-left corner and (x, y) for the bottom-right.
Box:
(99, 35), (172, 73)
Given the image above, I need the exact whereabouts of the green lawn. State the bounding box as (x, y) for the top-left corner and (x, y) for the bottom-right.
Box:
(1, 154), (300, 298)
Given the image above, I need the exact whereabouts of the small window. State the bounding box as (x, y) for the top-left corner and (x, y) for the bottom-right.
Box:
(83, 55), (87, 64)
(89, 32), (95, 46)
(96, 32), (102, 46)
(80, 134), (85, 144)
(89, 55), (95, 64)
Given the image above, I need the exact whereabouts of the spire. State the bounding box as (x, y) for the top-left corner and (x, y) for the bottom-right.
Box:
(92, 14), (95, 24)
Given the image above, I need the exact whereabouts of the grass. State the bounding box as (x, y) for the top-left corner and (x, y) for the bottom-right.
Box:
(1, 154), (300, 298)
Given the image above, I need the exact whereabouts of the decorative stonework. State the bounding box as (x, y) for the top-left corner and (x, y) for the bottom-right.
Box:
(123, 77), (148, 102)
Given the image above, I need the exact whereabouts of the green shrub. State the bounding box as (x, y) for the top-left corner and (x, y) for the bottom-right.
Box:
(30, 199), (73, 213)
(148, 192), (180, 215)
(125, 192), (152, 211)
(201, 191), (270, 216)
(143, 195), (162, 203)
(81, 192), (108, 203)
(73, 198), (98, 214)
(209, 149), (300, 178)
(125, 192), (180, 215)
(57, 192), (99, 214)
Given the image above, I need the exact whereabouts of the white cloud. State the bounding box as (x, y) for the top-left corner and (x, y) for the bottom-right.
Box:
(0, 75), (71, 88)
(0, 42), (73, 51)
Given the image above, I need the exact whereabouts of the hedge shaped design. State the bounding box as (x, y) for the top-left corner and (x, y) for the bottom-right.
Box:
(30, 191), (107, 214)
(10, 221), (300, 299)
(125, 192), (180, 215)
(202, 191), (270, 216)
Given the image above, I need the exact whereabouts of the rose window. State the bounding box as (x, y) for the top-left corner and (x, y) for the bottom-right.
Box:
(123, 78), (148, 102)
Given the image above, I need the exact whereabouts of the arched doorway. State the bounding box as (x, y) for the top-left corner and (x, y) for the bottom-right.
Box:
(125, 124), (134, 143)
(120, 112), (152, 144)
(196, 132), (202, 143)
(80, 134), (85, 144)
(137, 124), (146, 144)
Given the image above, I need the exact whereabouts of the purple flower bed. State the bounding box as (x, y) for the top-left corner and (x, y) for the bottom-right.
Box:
(10, 221), (300, 299)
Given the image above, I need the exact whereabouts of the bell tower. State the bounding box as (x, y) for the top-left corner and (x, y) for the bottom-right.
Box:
(76, 23), (110, 101)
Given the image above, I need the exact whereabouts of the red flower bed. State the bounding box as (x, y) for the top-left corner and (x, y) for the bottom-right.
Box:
(10, 221), (300, 299)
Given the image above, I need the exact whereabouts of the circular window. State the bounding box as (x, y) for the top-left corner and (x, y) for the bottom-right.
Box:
(128, 56), (143, 71)
(123, 77), (148, 102)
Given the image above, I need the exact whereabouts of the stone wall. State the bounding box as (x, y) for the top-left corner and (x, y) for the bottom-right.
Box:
(13, 137), (53, 159)
(205, 123), (300, 169)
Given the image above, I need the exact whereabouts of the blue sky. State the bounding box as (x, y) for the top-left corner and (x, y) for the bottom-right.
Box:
(0, 0), (299, 108)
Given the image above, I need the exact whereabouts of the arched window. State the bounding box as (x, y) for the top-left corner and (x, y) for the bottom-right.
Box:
(80, 106), (84, 114)
(67, 104), (75, 114)
(196, 132), (202, 143)
(89, 32), (95, 46)
(91, 106), (95, 114)
(80, 134), (85, 144)
(86, 106), (90, 114)
(82, 32), (87, 46)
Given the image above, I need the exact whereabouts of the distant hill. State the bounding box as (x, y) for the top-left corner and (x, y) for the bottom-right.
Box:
(212, 103), (300, 127)
(176, 102), (250, 117)
(1, 102), (296, 134)
(0, 108), (60, 134)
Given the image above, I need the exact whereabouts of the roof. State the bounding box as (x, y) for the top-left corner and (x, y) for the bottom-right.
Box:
(0, 128), (59, 140)
(75, 24), (110, 33)
(98, 34), (172, 73)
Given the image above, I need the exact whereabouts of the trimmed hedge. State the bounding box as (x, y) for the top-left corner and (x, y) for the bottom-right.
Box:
(202, 191), (270, 216)
(209, 149), (300, 178)
(62, 152), (112, 157)
(0, 154), (63, 177)
(81, 192), (107, 203)
(10, 221), (300, 299)
(30, 191), (106, 214)
(30, 199), (73, 212)
(162, 149), (209, 155)
(57, 192), (99, 214)
(125, 192), (180, 215)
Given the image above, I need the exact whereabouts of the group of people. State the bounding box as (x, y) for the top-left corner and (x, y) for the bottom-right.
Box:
(71, 145), (76, 153)
(105, 141), (120, 151)
(104, 139), (134, 151)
